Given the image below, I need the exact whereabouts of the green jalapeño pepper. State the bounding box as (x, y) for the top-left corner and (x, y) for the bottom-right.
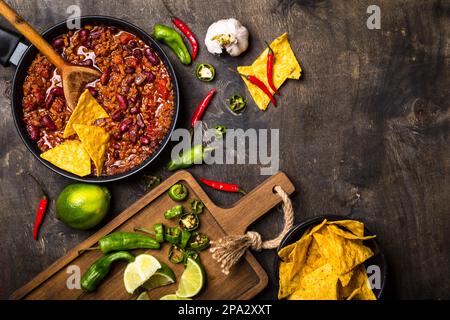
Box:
(229, 94), (246, 113)
(168, 184), (188, 201)
(153, 223), (165, 243)
(190, 199), (204, 215)
(196, 63), (215, 82)
(180, 230), (192, 249)
(81, 232), (161, 254)
(153, 24), (191, 65)
(167, 144), (214, 171)
(213, 125), (227, 138)
(81, 251), (135, 292)
(168, 245), (185, 264)
(184, 250), (199, 264)
(164, 204), (184, 219)
(179, 213), (199, 231)
(165, 227), (181, 245)
(188, 232), (210, 251)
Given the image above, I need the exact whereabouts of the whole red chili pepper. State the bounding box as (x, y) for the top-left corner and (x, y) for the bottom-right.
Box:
(265, 41), (279, 95)
(191, 87), (216, 127)
(28, 174), (48, 240)
(172, 17), (198, 61)
(199, 177), (246, 195)
(228, 68), (277, 107)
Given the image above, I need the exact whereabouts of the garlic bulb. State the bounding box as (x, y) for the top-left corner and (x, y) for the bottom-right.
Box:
(205, 18), (249, 57)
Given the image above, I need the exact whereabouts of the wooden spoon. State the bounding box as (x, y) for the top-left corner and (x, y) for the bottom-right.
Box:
(0, 0), (101, 110)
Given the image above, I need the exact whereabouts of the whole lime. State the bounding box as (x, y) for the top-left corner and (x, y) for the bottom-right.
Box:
(56, 184), (111, 230)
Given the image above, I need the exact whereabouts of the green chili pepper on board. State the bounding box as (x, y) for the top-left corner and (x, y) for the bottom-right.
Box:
(196, 63), (215, 82)
(184, 250), (199, 264)
(166, 227), (182, 244)
(81, 251), (135, 292)
(152, 223), (165, 243)
(179, 213), (200, 231)
(190, 199), (204, 215)
(164, 205), (184, 219)
(168, 245), (185, 264)
(180, 230), (192, 249)
(168, 184), (188, 202)
(188, 232), (210, 251)
(79, 232), (160, 254)
(153, 24), (191, 65)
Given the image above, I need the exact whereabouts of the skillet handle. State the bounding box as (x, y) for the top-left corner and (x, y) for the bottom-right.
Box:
(0, 26), (23, 67)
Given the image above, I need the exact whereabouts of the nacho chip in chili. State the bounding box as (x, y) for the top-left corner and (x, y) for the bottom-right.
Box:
(40, 140), (91, 176)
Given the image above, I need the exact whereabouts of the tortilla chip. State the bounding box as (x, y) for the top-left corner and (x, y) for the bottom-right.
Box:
(63, 89), (109, 138)
(327, 224), (376, 241)
(339, 269), (354, 287)
(339, 266), (377, 300)
(73, 124), (110, 176)
(237, 33), (301, 110)
(40, 140), (91, 177)
(327, 220), (365, 237)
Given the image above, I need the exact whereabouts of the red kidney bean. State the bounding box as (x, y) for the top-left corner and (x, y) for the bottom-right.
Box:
(90, 28), (103, 39)
(142, 71), (155, 83)
(78, 59), (93, 66)
(45, 93), (55, 109)
(27, 124), (39, 141)
(125, 66), (135, 74)
(119, 32), (134, 45)
(119, 118), (133, 133)
(87, 86), (98, 97)
(78, 29), (90, 44)
(52, 37), (64, 48)
(100, 68), (110, 85)
(51, 86), (64, 97)
(129, 106), (140, 115)
(144, 48), (159, 66)
(111, 109), (124, 121)
(108, 26), (119, 34)
(132, 48), (143, 59)
(114, 150), (120, 158)
(136, 114), (145, 128)
(41, 115), (57, 131)
(113, 143), (121, 150)
(127, 40), (137, 49)
(140, 135), (150, 145)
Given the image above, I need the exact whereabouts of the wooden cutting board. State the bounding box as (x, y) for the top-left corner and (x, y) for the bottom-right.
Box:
(11, 170), (295, 300)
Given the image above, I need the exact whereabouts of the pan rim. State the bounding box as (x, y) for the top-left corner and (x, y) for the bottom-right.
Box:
(11, 15), (180, 183)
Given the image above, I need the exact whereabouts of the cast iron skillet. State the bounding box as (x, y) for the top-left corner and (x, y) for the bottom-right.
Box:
(0, 16), (179, 183)
(274, 215), (387, 299)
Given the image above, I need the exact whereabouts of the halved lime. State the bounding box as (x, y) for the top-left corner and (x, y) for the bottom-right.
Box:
(175, 258), (205, 298)
(137, 292), (150, 300)
(143, 263), (176, 290)
(160, 294), (191, 300)
(124, 254), (161, 294)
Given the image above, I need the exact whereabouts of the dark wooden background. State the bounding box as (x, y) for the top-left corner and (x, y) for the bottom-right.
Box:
(0, 0), (449, 299)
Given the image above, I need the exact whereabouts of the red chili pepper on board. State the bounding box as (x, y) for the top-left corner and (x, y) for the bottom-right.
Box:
(29, 174), (48, 240)
(172, 17), (198, 60)
(228, 68), (277, 107)
(265, 41), (279, 95)
(199, 177), (246, 195)
(191, 87), (216, 127)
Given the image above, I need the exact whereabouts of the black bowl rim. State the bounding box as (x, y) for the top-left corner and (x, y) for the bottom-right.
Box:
(11, 15), (179, 183)
(274, 215), (387, 300)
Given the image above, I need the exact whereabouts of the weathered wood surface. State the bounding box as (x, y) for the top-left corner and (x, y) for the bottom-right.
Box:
(0, 0), (449, 299)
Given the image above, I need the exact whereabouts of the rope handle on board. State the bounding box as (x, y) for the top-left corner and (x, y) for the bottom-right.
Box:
(210, 185), (294, 275)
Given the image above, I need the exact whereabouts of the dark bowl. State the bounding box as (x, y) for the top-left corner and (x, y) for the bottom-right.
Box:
(11, 16), (179, 183)
(274, 215), (387, 299)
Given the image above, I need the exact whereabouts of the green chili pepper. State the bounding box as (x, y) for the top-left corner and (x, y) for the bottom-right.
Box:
(165, 227), (182, 244)
(213, 125), (227, 138)
(80, 232), (161, 254)
(180, 230), (192, 249)
(179, 213), (200, 231)
(153, 24), (191, 65)
(184, 250), (199, 264)
(188, 232), (210, 251)
(152, 223), (165, 243)
(168, 184), (188, 202)
(81, 251), (135, 292)
(164, 204), (184, 219)
(168, 245), (185, 264)
(190, 199), (204, 215)
(195, 63), (215, 81)
(229, 94), (246, 113)
(167, 145), (215, 171)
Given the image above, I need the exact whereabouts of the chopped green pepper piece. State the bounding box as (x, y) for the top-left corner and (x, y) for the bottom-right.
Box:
(164, 205), (184, 219)
(213, 125), (227, 139)
(184, 250), (199, 264)
(195, 63), (215, 82)
(190, 199), (204, 215)
(168, 184), (188, 201)
(180, 230), (192, 249)
(228, 94), (246, 113)
(188, 232), (210, 251)
(165, 227), (181, 244)
(179, 213), (199, 231)
(152, 223), (165, 243)
(168, 245), (185, 264)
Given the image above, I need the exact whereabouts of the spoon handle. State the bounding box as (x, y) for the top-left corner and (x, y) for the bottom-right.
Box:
(0, 0), (66, 70)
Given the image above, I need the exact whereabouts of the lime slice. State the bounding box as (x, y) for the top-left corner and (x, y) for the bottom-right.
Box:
(137, 292), (150, 300)
(124, 254), (161, 294)
(143, 263), (176, 290)
(160, 294), (191, 300)
(175, 258), (205, 298)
